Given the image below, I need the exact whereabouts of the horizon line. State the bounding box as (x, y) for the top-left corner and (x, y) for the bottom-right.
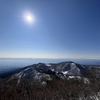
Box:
(0, 57), (100, 60)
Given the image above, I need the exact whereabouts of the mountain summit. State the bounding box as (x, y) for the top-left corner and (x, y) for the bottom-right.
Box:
(8, 61), (87, 83)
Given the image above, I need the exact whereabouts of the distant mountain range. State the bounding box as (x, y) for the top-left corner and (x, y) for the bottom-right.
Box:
(1, 61), (100, 100)
(1, 61), (100, 84)
(0, 61), (100, 83)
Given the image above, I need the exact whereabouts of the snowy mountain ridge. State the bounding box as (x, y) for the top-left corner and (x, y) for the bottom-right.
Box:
(9, 61), (88, 83)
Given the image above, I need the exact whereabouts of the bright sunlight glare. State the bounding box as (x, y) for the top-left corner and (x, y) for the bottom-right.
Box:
(23, 11), (35, 24)
(26, 15), (33, 22)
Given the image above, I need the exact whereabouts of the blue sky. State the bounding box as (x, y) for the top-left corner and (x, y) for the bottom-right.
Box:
(0, 0), (100, 59)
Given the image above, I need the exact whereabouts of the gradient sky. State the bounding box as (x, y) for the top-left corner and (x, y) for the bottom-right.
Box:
(0, 0), (100, 59)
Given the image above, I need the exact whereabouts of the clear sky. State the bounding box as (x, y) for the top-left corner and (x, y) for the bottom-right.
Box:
(0, 0), (100, 59)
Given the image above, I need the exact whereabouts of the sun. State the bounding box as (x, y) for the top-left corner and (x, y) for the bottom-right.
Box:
(26, 15), (32, 22)
(25, 14), (33, 23)
(23, 12), (35, 24)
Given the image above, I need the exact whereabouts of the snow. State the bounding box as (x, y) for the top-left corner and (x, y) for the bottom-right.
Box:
(90, 95), (99, 100)
(45, 64), (51, 67)
(41, 81), (47, 86)
(68, 76), (81, 79)
(83, 78), (90, 84)
(24, 67), (30, 71)
(62, 71), (68, 75)
(69, 76), (75, 78)
(18, 74), (22, 83)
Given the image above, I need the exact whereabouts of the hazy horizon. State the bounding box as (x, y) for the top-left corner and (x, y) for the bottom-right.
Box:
(0, 58), (100, 74)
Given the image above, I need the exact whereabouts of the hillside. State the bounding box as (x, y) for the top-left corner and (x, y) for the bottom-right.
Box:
(0, 61), (100, 100)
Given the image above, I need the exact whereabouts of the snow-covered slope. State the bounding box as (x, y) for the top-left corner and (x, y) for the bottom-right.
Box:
(50, 61), (86, 76)
(8, 61), (88, 83)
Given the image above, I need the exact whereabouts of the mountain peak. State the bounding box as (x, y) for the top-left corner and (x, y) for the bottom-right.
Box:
(6, 61), (88, 83)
